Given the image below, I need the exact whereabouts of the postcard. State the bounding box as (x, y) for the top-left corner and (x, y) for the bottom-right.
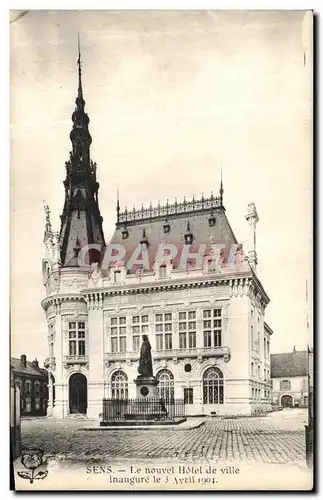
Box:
(10, 10), (313, 491)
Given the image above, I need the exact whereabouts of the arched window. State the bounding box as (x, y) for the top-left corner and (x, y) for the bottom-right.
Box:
(34, 381), (40, 396)
(111, 371), (128, 399)
(157, 369), (174, 403)
(24, 380), (32, 395)
(203, 367), (224, 404)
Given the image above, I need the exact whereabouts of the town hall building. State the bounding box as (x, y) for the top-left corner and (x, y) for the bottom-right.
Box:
(42, 49), (272, 419)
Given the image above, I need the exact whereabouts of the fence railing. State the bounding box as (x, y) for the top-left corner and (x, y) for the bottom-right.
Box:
(102, 398), (185, 422)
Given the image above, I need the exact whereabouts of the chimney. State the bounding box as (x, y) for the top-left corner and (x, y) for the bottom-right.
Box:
(20, 354), (27, 367)
(32, 358), (39, 368)
(293, 345), (296, 354)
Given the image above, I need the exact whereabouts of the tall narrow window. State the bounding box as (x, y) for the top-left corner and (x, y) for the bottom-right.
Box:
(24, 380), (32, 395)
(34, 381), (41, 410)
(34, 381), (40, 396)
(179, 311), (196, 350)
(203, 309), (222, 348)
(155, 313), (172, 351)
(157, 369), (174, 403)
(203, 367), (224, 404)
(184, 388), (193, 404)
(110, 317), (127, 353)
(132, 315), (149, 352)
(68, 321), (86, 356)
(111, 370), (128, 399)
(49, 324), (54, 357)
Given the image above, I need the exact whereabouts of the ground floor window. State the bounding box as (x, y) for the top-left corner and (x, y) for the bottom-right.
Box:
(157, 369), (174, 403)
(25, 397), (32, 413)
(184, 388), (193, 404)
(111, 370), (128, 399)
(203, 367), (224, 404)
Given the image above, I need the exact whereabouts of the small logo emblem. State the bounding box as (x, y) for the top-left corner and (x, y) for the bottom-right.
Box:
(17, 448), (48, 483)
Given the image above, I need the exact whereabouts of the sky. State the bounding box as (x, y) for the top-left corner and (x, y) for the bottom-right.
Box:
(10, 10), (313, 362)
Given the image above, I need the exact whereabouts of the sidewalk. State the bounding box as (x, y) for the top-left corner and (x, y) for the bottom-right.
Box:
(79, 417), (205, 431)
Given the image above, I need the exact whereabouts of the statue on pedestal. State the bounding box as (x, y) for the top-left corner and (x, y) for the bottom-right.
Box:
(138, 335), (153, 378)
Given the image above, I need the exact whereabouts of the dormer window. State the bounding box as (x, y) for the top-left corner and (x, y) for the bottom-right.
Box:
(121, 226), (129, 239)
(159, 265), (167, 279)
(113, 270), (121, 283)
(184, 221), (193, 245)
(140, 228), (149, 249)
(73, 237), (81, 258)
(163, 223), (170, 234)
(208, 216), (216, 227)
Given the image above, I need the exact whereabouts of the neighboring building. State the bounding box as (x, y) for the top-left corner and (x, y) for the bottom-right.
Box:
(270, 348), (309, 408)
(41, 49), (272, 419)
(11, 355), (48, 416)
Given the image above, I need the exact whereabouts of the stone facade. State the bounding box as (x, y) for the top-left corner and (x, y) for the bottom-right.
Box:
(271, 376), (309, 408)
(11, 355), (48, 417)
(270, 350), (309, 408)
(42, 264), (272, 418)
(41, 48), (272, 419)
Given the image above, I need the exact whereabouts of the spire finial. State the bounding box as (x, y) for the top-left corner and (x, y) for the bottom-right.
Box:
(77, 33), (83, 100)
(116, 186), (120, 222)
(43, 200), (52, 231)
(219, 166), (224, 205)
(43, 201), (53, 243)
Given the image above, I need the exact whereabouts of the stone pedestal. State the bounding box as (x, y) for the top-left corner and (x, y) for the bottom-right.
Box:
(134, 376), (159, 399)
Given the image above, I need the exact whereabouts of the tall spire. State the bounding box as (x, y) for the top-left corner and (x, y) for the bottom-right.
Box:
(219, 167), (224, 206)
(69, 34), (91, 161)
(77, 33), (83, 101)
(116, 186), (120, 223)
(59, 37), (105, 267)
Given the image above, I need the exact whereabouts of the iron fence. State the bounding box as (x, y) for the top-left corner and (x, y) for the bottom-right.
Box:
(102, 398), (185, 422)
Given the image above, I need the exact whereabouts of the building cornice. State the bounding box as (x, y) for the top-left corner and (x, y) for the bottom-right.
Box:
(41, 293), (86, 312)
(83, 272), (252, 297)
(41, 270), (270, 310)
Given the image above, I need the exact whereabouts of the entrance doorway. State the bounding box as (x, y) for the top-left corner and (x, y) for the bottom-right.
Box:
(69, 373), (87, 414)
(281, 394), (293, 407)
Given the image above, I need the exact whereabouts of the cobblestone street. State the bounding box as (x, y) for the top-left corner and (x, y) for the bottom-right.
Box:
(20, 408), (307, 465)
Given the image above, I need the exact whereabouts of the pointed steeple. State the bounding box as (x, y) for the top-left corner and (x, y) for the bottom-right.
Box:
(116, 186), (120, 223)
(219, 167), (224, 206)
(77, 34), (83, 101)
(69, 35), (92, 163)
(59, 37), (105, 267)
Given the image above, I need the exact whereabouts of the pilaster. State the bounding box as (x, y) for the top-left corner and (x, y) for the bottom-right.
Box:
(87, 298), (104, 419)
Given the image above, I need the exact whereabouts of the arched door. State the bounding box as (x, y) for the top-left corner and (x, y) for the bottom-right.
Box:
(281, 394), (293, 407)
(69, 373), (87, 414)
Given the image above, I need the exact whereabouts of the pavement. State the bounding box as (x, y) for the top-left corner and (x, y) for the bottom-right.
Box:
(81, 417), (205, 431)
(20, 408), (308, 465)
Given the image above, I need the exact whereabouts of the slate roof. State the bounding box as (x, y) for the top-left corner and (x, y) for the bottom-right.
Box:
(110, 198), (238, 273)
(11, 358), (47, 378)
(270, 351), (308, 378)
